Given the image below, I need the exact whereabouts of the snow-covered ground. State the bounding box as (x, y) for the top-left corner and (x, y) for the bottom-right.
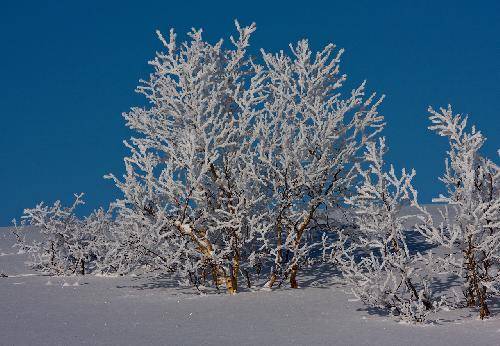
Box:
(1, 226), (499, 345)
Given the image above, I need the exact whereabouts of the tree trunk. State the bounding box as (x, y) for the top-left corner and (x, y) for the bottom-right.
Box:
(288, 207), (316, 288)
(242, 269), (252, 288)
(289, 264), (299, 288)
(229, 252), (240, 294)
(267, 221), (283, 289)
(211, 264), (236, 294)
(479, 288), (490, 319)
(464, 238), (490, 319)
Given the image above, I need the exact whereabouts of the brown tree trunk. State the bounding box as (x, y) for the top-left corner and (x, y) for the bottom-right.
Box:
(267, 273), (278, 288)
(479, 285), (490, 319)
(225, 275), (236, 294)
(242, 269), (252, 288)
(464, 236), (490, 319)
(211, 264), (236, 294)
(229, 252), (240, 294)
(289, 264), (299, 288)
(288, 207), (316, 288)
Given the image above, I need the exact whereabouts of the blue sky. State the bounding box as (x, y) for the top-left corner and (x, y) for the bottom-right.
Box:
(0, 1), (498, 225)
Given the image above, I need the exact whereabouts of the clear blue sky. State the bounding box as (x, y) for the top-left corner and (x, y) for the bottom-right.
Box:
(0, 1), (498, 225)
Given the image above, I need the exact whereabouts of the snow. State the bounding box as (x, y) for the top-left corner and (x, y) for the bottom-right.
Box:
(1, 226), (499, 345)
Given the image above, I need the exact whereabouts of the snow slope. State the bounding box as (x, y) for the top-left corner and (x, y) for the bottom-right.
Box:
(1, 226), (499, 345)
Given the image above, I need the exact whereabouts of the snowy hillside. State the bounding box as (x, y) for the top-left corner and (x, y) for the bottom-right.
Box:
(1, 225), (499, 346)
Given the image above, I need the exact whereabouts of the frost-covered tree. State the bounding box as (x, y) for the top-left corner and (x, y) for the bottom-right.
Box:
(415, 106), (499, 319)
(106, 21), (385, 292)
(255, 40), (385, 288)
(324, 138), (438, 322)
(15, 194), (112, 275)
(106, 22), (269, 293)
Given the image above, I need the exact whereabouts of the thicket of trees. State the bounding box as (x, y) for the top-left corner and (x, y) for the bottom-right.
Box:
(15, 22), (499, 322)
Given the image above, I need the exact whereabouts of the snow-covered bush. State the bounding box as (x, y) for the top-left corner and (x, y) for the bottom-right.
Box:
(105, 21), (385, 292)
(15, 194), (113, 275)
(415, 106), (499, 319)
(325, 138), (439, 322)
